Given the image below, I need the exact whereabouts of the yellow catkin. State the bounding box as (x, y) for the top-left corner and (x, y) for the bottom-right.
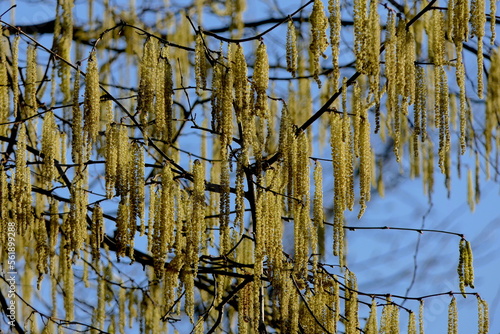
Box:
(188, 160), (205, 266)
(72, 70), (85, 165)
(286, 20), (298, 78)
(329, 0), (341, 85)
(485, 48), (499, 159)
(419, 300), (425, 334)
(115, 195), (133, 260)
(35, 217), (49, 281)
(454, 43), (468, 154)
(380, 296), (399, 333)
(83, 51), (100, 146)
(195, 34), (207, 95)
(330, 112), (345, 264)
(233, 44), (248, 120)
(41, 111), (58, 187)
(25, 44), (38, 119)
(358, 93), (372, 219)
(12, 124), (33, 235)
(345, 270), (359, 334)
(0, 38), (9, 137)
(436, 66), (450, 174)
(471, 0), (485, 98)
(408, 312), (417, 334)
(313, 161), (324, 259)
(105, 124), (118, 198)
(130, 142), (145, 234)
(91, 204), (104, 262)
(465, 240), (475, 288)
(490, 0), (497, 44)
(477, 296), (489, 334)
(365, 299), (378, 333)
(12, 35), (20, 117)
(55, 0), (74, 103)
(448, 297), (458, 334)
(253, 42), (269, 117)
(353, 0), (367, 72)
(115, 126), (132, 196)
(309, 0), (328, 86)
(137, 38), (158, 131)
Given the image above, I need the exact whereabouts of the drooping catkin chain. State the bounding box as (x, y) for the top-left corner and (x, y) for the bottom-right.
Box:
(83, 51), (100, 148)
(448, 297), (458, 334)
(253, 42), (269, 118)
(195, 34), (207, 95)
(309, 0), (328, 87)
(137, 38), (159, 132)
(457, 239), (475, 296)
(286, 20), (298, 77)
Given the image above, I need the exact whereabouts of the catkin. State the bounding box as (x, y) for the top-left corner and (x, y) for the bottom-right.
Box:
(286, 20), (298, 77)
(195, 34), (207, 95)
(254, 42), (269, 117)
(12, 124), (33, 235)
(365, 299), (378, 333)
(25, 45), (38, 119)
(477, 295), (489, 334)
(329, 0), (341, 85)
(447, 297), (458, 334)
(41, 112), (58, 187)
(137, 38), (159, 131)
(0, 38), (8, 137)
(309, 0), (328, 86)
(84, 51), (100, 146)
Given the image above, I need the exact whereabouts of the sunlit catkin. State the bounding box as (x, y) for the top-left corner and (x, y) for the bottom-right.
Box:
(25, 45), (38, 119)
(365, 299), (377, 333)
(84, 51), (100, 146)
(12, 124), (32, 235)
(345, 270), (359, 334)
(130, 142), (145, 234)
(485, 49), (499, 158)
(477, 295), (489, 334)
(358, 97), (372, 219)
(137, 38), (158, 130)
(41, 112), (58, 187)
(12, 35), (20, 117)
(447, 297), (458, 334)
(328, 0), (341, 85)
(419, 300), (425, 334)
(330, 113), (345, 264)
(309, 0), (328, 86)
(195, 34), (207, 94)
(254, 42), (269, 117)
(91, 204), (104, 262)
(285, 20), (298, 77)
(457, 238), (475, 295)
(0, 39), (8, 137)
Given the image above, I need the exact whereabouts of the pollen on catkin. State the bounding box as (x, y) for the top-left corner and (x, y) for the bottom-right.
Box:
(309, 0), (328, 87)
(286, 20), (298, 77)
(137, 38), (159, 130)
(477, 295), (489, 334)
(195, 34), (207, 95)
(25, 44), (38, 119)
(83, 51), (100, 146)
(41, 112), (58, 187)
(448, 297), (458, 334)
(253, 42), (269, 117)
(328, 0), (341, 85)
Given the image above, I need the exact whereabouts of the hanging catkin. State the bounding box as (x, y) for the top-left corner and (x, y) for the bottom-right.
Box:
(309, 0), (328, 87)
(83, 51), (100, 147)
